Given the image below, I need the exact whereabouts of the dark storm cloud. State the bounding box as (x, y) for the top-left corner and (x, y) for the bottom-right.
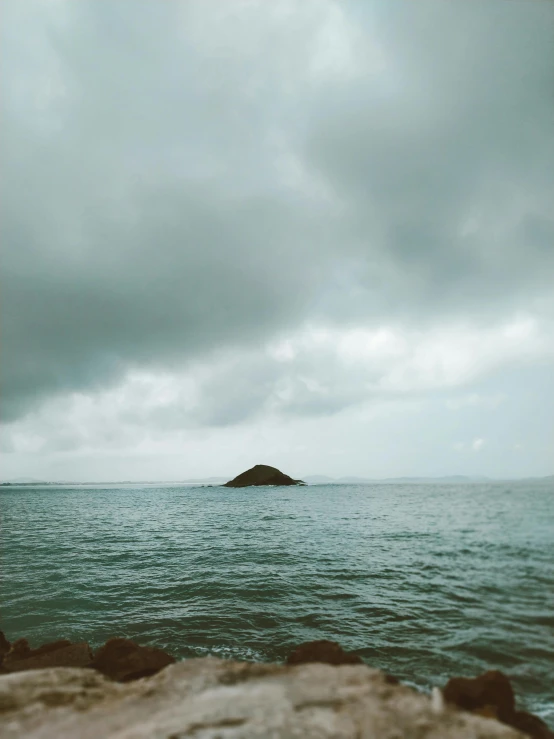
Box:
(303, 1), (554, 321)
(1, 0), (340, 420)
(1, 0), (553, 424)
(191, 349), (371, 426)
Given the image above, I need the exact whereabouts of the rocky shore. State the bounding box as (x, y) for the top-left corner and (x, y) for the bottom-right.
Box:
(0, 633), (551, 738)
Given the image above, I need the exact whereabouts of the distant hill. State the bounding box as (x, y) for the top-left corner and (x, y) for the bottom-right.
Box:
(0, 479), (63, 486)
(179, 477), (228, 484)
(301, 475), (335, 484)
(302, 475), (492, 485)
(0, 478), (230, 486)
(2, 477), (47, 484)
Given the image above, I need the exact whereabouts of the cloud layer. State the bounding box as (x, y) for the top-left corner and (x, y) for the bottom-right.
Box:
(1, 0), (553, 477)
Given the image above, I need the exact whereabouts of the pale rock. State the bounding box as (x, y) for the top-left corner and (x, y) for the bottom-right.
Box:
(0, 658), (527, 738)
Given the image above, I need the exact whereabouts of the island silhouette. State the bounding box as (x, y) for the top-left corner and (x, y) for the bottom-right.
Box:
(224, 464), (305, 487)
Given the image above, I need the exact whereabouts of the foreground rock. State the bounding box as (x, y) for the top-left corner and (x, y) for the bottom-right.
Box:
(224, 464), (305, 487)
(1, 639), (92, 673)
(1, 637), (550, 737)
(0, 636), (174, 683)
(0, 633), (11, 667)
(286, 639), (364, 666)
(444, 671), (553, 739)
(89, 637), (175, 682)
(0, 658), (528, 739)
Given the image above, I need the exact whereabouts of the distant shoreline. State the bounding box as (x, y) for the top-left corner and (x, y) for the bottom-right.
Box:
(1, 475), (552, 487)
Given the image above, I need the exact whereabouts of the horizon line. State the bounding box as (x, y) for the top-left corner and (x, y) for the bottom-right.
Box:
(2, 473), (553, 486)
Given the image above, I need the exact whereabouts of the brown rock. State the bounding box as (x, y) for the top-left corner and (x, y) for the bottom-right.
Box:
(89, 637), (175, 682)
(3, 639), (93, 673)
(286, 639), (363, 666)
(443, 671), (553, 738)
(6, 639), (31, 660)
(510, 711), (554, 739)
(0, 632), (11, 664)
(475, 705), (502, 720)
(443, 671), (515, 722)
(26, 640), (72, 657)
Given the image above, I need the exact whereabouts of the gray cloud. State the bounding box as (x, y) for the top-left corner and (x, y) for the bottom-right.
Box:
(1, 0), (553, 449)
(303, 1), (554, 321)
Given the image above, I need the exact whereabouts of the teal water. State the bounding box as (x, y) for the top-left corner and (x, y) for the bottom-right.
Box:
(1, 481), (553, 720)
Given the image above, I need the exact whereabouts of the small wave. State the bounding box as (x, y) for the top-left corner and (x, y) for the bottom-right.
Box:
(189, 644), (268, 663)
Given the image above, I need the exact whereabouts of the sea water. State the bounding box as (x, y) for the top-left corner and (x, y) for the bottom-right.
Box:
(1, 481), (553, 720)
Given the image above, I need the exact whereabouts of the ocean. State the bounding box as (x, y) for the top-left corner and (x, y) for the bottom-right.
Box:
(1, 481), (553, 721)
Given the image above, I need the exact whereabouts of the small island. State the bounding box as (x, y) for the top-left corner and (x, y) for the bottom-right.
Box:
(224, 465), (305, 488)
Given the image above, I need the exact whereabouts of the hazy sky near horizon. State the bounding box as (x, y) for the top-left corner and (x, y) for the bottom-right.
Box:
(1, 0), (553, 481)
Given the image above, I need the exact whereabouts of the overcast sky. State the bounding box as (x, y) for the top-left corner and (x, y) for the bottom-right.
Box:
(1, 0), (553, 482)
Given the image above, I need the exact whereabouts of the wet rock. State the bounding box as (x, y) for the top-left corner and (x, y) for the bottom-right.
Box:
(224, 464), (305, 488)
(2, 639), (93, 673)
(444, 671), (515, 721)
(0, 633), (10, 664)
(89, 637), (175, 682)
(0, 633), (11, 674)
(286, 639), (363, 666)
(510, 711), (554, 739)
(4, 640), (31, 661)
(444, 671), (553, 738)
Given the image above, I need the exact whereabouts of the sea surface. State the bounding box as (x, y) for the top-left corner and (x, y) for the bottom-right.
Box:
(1, 481), (553, 721)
